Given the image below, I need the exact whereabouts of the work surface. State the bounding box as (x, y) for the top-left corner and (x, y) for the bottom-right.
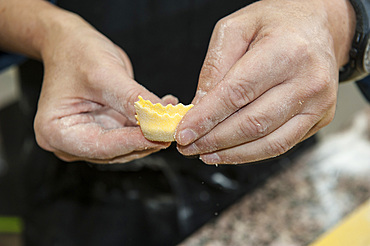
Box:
(181, 109), (370, 246)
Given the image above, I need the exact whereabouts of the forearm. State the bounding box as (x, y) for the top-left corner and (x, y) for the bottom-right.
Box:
(0, 0), (86, 60)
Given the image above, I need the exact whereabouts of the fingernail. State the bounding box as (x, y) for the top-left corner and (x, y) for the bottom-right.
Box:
(200, 153), (221, 164)
(178, 129), (197, 145)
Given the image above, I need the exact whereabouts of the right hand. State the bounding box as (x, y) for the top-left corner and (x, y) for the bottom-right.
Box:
(34, 14), (177, 164)
(176, 0), (355, 164)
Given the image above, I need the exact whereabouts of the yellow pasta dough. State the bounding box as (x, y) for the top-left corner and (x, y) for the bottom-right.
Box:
(134, 96), (194, 142)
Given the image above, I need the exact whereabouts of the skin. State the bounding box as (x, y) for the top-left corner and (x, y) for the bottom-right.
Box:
(0, 0), (178, 164)
(0, 0), (356, 165)
(176, 0), (356, 164)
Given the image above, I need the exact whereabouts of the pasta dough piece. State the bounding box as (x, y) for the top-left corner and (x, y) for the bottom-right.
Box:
(134, 96), (194, 142)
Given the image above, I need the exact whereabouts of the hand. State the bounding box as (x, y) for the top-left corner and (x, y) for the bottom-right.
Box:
(34, 15), (177, 164)
(176, 0), (355, 164)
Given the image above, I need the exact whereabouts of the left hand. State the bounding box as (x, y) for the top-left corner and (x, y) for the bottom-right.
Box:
(34, 13), (178, 164)
(176, 0), (355, 164)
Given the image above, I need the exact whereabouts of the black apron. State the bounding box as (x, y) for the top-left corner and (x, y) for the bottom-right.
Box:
(0, 1), (315, 245)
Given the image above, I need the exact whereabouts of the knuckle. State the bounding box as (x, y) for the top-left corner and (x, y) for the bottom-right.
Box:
(305, 68), (333, 98)
(264, 138), (291, 157)
(224, 79), (255, 109)
(214, 17), (228, 32)
(281, 34), (311, 65)
(199, 134), (220, 153)
(124, 86), (143, 111)
(314, 68), (332, 87)
(126, 86), (140, 104)
(278, 35), (313, 74)
(200, 17), (241, 84)
(215, 16), (239, 33)
(237, 114), (269, 139)
(200, 58), (224, 83)
(291, 37), (311, 62)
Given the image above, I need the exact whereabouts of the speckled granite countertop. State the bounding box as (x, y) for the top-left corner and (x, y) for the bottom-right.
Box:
(180, 109), (370, 246)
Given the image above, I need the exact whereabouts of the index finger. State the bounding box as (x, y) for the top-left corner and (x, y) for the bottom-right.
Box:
(176, 37), (304, 146)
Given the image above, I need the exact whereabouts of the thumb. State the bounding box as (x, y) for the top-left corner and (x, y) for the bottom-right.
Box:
(100, 76), (164, 124)
(192, 12), (253, 104)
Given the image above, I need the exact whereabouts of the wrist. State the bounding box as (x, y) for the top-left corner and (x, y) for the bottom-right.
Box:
(39, 10), (93, 62)
(320, 0), (356, 68)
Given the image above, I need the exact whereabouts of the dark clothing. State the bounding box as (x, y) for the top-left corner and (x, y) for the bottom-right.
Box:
(57, 0), (252, 103)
